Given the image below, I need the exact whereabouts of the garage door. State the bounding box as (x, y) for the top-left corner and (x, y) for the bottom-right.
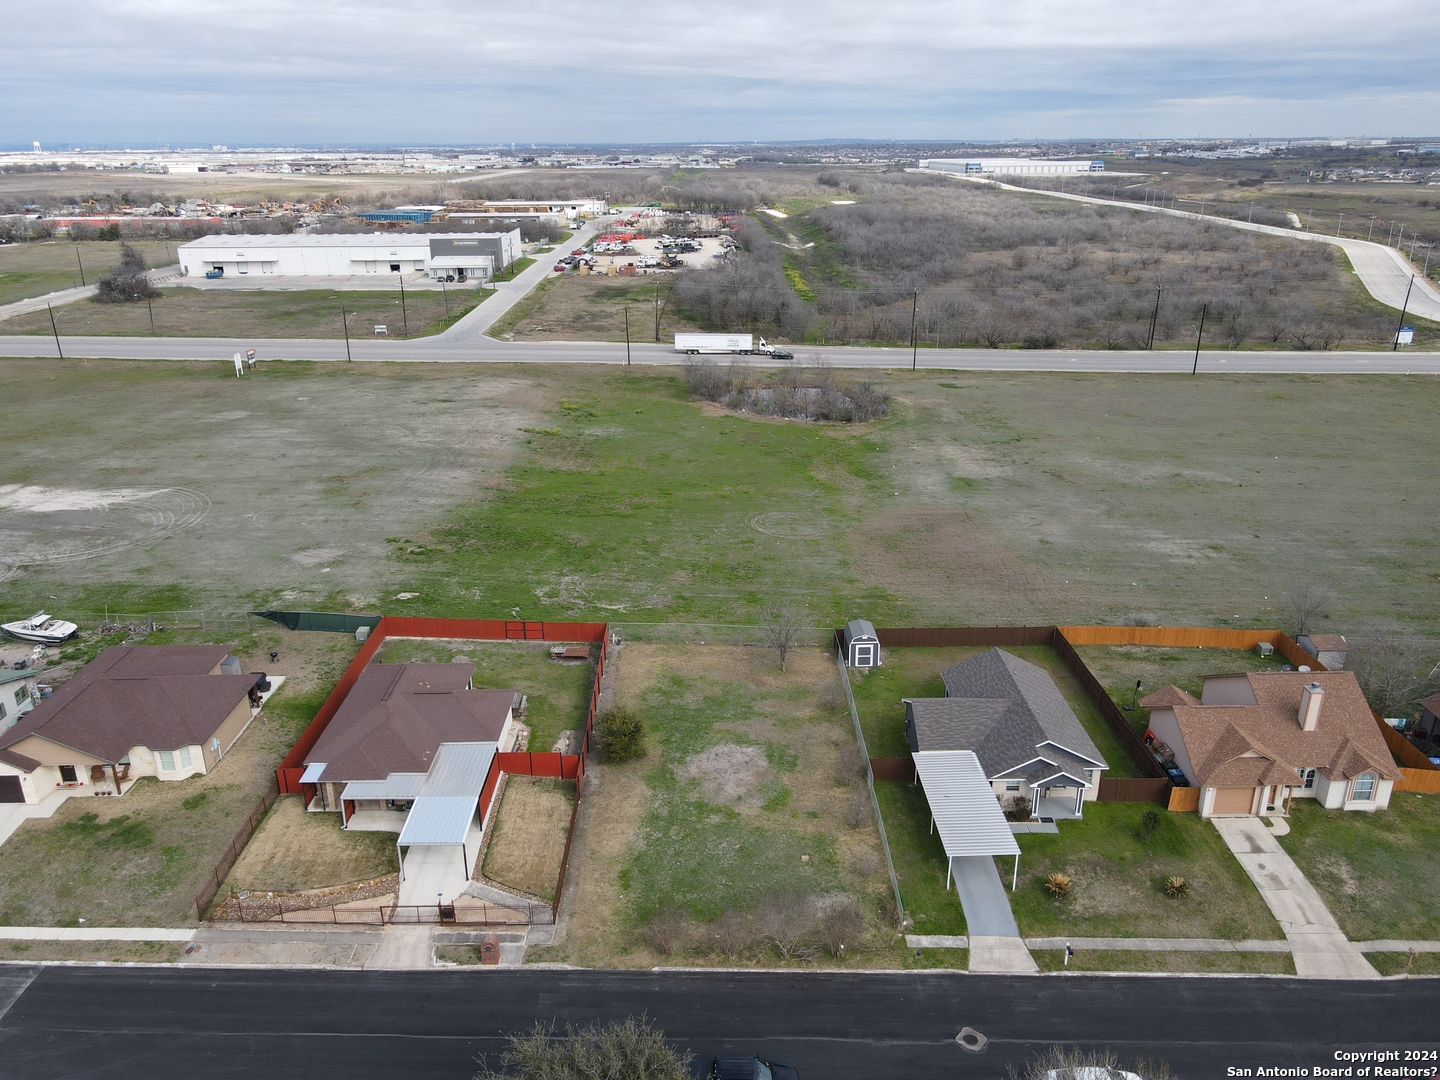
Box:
(0, 776), (24, 803)
(1212, 787), (1256, 815)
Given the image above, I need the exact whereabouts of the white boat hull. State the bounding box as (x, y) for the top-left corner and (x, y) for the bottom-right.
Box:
(2, 618), (78, 645)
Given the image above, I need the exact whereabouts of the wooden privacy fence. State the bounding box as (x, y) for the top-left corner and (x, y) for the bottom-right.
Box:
(195, 780), (279, 918)
(1049, 628), (1169, 782)
(1096, 777), (1172, 804)
(870, 758), (916, 782)
(874, 626), (1054, 649)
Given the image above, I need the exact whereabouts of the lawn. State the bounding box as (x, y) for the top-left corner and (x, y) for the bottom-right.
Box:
(850, 644), (1144, 776)
(375, 639), (595, 752)
(0, 239), (176, 306)
(480, 775), (575, 901)
(1030, 949), (1295, 975)
(3, 284), (489, 338)
(536, 644), (895, 968)
(0, 627), (357, 926)
(1278, 795), (1440, 942)
(487, 272), (700, 342)
(874, 780), (966, 935)
(1002, 803), (1283, 940)
(224, 795), (397, 893)
(1368, 951), (1440, 976)
(1075, 644), (1291, 735)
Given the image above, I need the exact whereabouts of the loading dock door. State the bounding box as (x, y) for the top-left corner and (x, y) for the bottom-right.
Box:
(0, 776), (24, 803)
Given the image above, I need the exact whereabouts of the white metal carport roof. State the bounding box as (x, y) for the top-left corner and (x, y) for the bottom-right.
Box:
(397, 742), (497, 848)
(912, 750), (1021, 891)
(340, 773), (425, 802)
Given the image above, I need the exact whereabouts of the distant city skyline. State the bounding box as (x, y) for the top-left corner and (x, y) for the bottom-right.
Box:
(3, 0), (1437, 145)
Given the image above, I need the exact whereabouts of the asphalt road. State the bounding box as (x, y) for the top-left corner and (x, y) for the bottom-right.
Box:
(0, 965), (1434, 1079)
(2, 332), (1439, 373)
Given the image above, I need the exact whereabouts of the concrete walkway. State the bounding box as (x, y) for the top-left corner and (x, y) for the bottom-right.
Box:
(949, 856), (1038, 974)
(363, 924), (435, 970)
(0, 926), (193, 942)
(1211, 817), (1379, 979)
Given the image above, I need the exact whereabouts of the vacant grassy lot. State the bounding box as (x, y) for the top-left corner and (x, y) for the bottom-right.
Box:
(488, 272), (700, 342)
(224, 795), (396, 893)
(539, 644), (896, 968)
(1278, 795), (1440, 941)
(850, 644), (1143, 776)
(1030, 949), (1295, 975)
(1003, 803), (1282, 940)
(1074, 644), (1285, 735)
(0, 940), (185, 965)
(3, 284), (488, 338)
(480, 776), (574, 900)
(0, 240), (175, 306)
(0, 628), (357, 926)
(874, 780), (965, 935)
(375, 639), (594, 752)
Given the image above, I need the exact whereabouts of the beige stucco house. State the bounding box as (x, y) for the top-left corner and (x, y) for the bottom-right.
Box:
(0, 645), (262, 805)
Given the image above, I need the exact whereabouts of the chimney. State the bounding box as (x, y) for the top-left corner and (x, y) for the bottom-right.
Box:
(1299, 681), (1324, 731)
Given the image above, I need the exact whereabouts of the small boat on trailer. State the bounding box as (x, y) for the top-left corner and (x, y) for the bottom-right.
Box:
(1, 612), (78, 645)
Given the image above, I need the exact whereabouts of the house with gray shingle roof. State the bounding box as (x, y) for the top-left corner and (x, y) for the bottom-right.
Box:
(904, 647), (1108, 819)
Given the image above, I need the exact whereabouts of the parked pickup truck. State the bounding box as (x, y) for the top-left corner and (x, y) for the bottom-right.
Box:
(673, 333), (793, 359)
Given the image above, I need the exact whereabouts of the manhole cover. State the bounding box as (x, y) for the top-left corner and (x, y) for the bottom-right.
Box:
(956, 1027), (988, 1052)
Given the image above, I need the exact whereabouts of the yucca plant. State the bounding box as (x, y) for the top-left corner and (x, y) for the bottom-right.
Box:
(1045, 872), (1073, 899)
(1164, 875), (1189, 899)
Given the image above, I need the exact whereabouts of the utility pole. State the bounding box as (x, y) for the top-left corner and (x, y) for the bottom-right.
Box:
(47, 303), (63, 359)
(654, 281), (662, 342)
(146, 294), (154, 331)
(341, 304), (352, 362)
(1423, 244), (1433, 278)
(1335, 212), (1343, 237)
(1409, 235), (1419, 261)
(1191, 303), (1207, 375)
(398, 275), (408, 336)
(1368, 215), (1376, 241)
(74, 245), (86, 286)
(910, 290), (918, 372)
(1305, 209), (1313, 230)
(1147, 286), (1161, 349)
(440, 279), (449, 318)
(1397, 224), (1405, 250)
(624, 306), (631, 366)
(1392, 276), (1414, 353)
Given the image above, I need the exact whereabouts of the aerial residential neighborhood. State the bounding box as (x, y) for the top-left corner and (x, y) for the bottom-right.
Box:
(2, 0), (1439, 1075)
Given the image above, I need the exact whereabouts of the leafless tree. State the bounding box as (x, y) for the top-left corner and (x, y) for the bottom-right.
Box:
(816, 899), (865, 958)
(761, 603), (805, 672)
(641, 908), (690, 956)
(1279, 581), (1334, 637)
(844, 788), (872, 828)
(476, 1016), (692, 1080)
(709, 911), (753, 959)
(759, 890), (814, 960)
(1349, 635), (1440, 718)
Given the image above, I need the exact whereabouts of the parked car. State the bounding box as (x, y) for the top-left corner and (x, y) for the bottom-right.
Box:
(709, 1056), (798, 1080)
(571, 249), (586, 256)
(553, 263), (567, 272)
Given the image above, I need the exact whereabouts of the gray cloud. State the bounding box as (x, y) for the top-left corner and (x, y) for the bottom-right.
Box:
(3, 0), (1437, 143)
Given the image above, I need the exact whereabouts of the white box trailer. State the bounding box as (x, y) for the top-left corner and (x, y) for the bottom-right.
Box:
(673, 333), (790, 357)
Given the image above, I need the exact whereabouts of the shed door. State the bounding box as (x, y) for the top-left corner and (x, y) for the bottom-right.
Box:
(852, 643), (876, 667)
(0, 776), (24, 803)
(1212, 787), (1256, 815)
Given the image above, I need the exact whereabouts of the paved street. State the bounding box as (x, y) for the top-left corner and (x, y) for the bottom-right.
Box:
(0, 965), (1432, 1078)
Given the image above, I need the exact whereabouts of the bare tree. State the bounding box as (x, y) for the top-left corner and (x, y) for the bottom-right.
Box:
(1349, 635), (1440, 718)
(816, 899), (865, 958)
(709, 910), (753, 959)
(641, 907), (690, 956)
(761, 603), (805, 672)
(1278, 581), (1334, 637)
(759, 890), (814, 960)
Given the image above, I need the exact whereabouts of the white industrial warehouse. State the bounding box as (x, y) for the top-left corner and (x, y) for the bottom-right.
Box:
(920, 158), (1106, 176)
(177, 231), (522, 281)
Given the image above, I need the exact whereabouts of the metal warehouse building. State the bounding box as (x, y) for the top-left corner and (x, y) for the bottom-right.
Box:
(177, 231), (522, 281)
(920, 158), (1106, 177)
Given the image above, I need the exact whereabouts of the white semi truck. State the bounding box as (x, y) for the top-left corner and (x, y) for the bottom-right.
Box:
(673, 333), (793, 359)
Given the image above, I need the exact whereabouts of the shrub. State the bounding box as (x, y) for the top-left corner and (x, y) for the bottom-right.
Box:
(93, 243), (157, 303)
(709, 910), (752, 959)
(760, 890), (814, 960)
(1139, 808), (1161, 841)
(1045, 872), (1073, 900)
(476, 1016), (692, 1080)
(596, 706), (646, 763)
(1164, 876), (1190, 899)
(843, 788), (871, 828)
(816, 899), (865, 958)
(641, 908), (690, 955)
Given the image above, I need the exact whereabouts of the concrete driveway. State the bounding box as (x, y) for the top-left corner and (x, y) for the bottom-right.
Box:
(1211, 817), (1378, 979)
(949, 856), (1038, 974)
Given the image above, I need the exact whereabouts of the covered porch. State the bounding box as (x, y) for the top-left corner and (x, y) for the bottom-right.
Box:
(395, 742), (498, 906)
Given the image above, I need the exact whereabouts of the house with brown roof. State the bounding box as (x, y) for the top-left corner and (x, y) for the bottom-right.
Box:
(1141, 670), (1400, 818)
(299, 662), (518, 905)
(0, 646), (264, 806)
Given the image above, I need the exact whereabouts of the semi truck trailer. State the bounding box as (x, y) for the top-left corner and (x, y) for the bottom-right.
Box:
(673, 333), (793, 359)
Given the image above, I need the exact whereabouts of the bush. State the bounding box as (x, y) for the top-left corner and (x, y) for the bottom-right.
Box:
(1139, 809), (1161, 841)
(709, 910), (752, 959)
(816, 899), (865, 958)
(596, 706), (646, 763)
(477, 1017), (691, 1080)
(843, 788), (871, 828)
(1044, 872), (1072, 900)
(93, 243), (157, 303)
(641, 908), (690, 955)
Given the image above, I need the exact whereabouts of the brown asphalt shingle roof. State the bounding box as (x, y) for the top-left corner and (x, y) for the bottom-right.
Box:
(1155, 671), (1399, 788)
(305, 663), (514, 783)
(0, 646), (256, 765)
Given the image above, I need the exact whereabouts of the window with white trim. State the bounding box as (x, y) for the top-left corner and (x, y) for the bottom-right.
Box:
(158, 750), (175, 772)
(179, 747), (192, 769)
(1351, 773), (1376, 801)
(1297, 767), (1316, 789)
(1005, 782), (1021, 792)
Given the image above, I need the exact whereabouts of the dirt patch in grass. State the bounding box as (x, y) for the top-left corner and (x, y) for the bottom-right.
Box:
(1279, 795), (1440, 941)
(0, 630), (357, 927)
(225, 796), (397, 893)
(1003, 803), (1282, 940)
(1031, 949), (1295, 975)
(0, 940), (186, 965)
(480, 776), (575, 901)
(535, 643), (894, 969)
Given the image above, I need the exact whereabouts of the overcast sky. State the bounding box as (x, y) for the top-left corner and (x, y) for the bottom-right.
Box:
(4, 0), (1438, 146)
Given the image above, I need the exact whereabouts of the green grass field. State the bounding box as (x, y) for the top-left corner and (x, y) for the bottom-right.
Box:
(874, 780), (967, 935)
(1074, 645), (1286, 735)
(1278, 795), (1440, 941)
(0, 240), (176, 306)
(1030, 949), (1295, 975)
(3, 285), (488, 338)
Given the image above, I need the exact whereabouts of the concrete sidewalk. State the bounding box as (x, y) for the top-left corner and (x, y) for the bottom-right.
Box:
(949, 857), (1038, 974)
(0, 927), (193, 942)
(364, 925), (435, 970)
(1211, 817), (1378, 979)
